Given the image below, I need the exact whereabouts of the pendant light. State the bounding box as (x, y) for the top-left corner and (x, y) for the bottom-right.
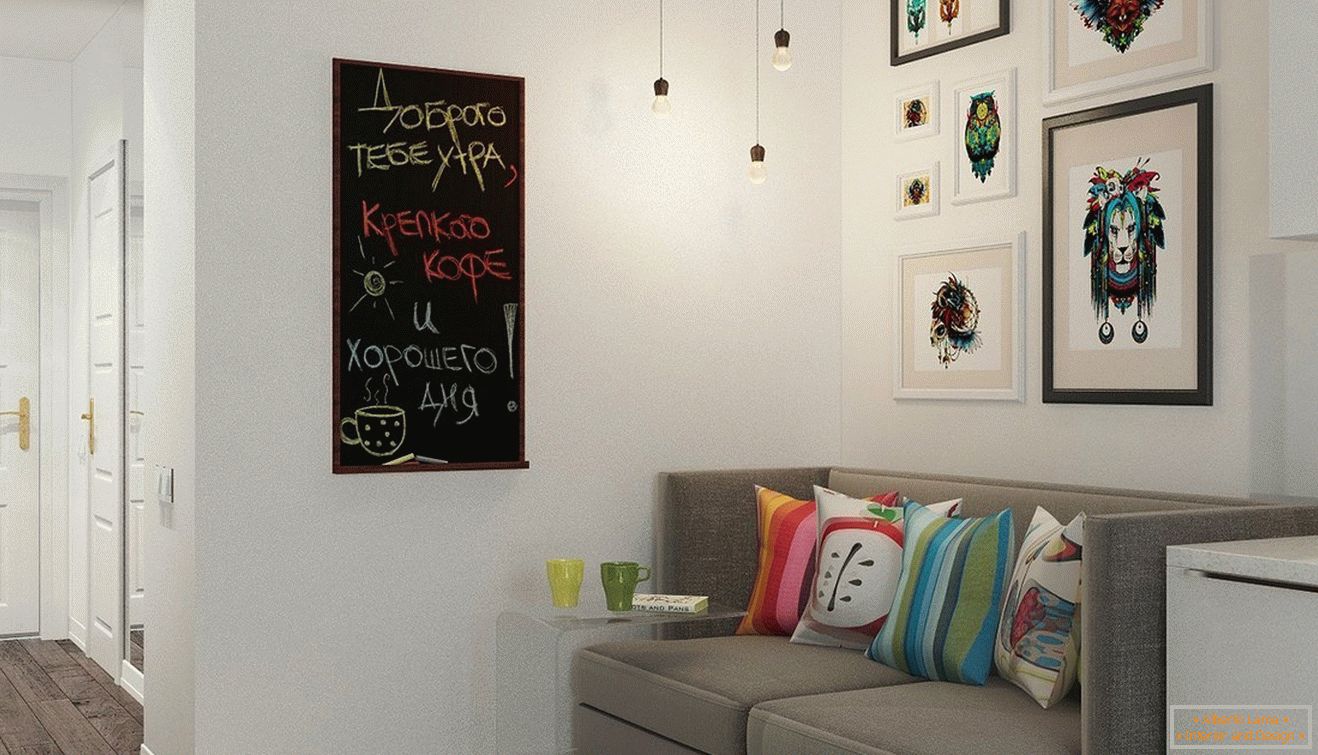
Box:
(651, 0), (671, 117)
(772, 0), (792, 71)
(748, 0), (767, 183)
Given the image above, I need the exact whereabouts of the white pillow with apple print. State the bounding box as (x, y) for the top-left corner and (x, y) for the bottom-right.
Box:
(789, 487), (962, 649)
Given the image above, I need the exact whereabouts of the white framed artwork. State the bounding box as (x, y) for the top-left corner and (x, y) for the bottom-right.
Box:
(892, 232), (1026, 401)
(894, 81), (940, 141)
(951, 68), (1016, 206)
(895, 162), (939, 220)
(1044, 0), (1213, 104)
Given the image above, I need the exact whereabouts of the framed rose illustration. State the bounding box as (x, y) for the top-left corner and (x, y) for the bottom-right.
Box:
(893, 233), (1025, 401)
(1043, 85), (1212, 405)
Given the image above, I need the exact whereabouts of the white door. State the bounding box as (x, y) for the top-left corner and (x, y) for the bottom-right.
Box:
(86, 143), (126, 677)
(0, 194), (42, 637)
(126, 194), (145, 630)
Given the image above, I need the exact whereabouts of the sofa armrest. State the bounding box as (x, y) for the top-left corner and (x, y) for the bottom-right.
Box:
(657, 467), (831, 640)
(1081, 504), (1318, 754)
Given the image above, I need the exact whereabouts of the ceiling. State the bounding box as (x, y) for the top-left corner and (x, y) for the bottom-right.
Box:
(0, 0), (127, 62)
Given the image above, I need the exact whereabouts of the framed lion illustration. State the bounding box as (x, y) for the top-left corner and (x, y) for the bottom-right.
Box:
(1043, 85), (1213, 406)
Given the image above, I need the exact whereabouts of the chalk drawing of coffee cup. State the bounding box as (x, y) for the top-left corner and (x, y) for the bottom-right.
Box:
(340, 405), (406, 457)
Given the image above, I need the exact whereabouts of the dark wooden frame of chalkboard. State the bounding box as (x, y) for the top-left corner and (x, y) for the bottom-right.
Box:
(332, 58), (528, 473)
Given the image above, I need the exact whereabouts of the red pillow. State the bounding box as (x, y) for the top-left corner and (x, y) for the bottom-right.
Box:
(736, 486), (899, 636)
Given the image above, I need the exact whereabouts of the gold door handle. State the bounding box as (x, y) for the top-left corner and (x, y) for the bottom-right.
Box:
(80, 398), (95, 455)
(0, 396), (30, 452)
(129, 410), (145, 417)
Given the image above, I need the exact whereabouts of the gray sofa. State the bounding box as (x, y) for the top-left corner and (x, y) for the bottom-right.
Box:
(571, 467), (1318, 754)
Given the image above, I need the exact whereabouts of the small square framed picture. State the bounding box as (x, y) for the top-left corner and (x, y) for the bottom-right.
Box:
(896, 163), (939, 220)
(893, 233), (1026, 401)
(894, 82), (939, 141)
(951, 68), (1016, 206)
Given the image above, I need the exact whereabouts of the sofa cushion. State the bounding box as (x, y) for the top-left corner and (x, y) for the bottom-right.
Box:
(747, 677), (1081, 755)
(574, 635), (918, 755)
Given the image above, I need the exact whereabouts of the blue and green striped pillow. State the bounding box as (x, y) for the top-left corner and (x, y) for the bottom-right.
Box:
(866, 501), (1015, 686)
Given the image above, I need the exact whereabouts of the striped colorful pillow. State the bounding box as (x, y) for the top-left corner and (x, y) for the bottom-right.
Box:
(867, 501), (1015, 685)
(736, 486), (897, 636)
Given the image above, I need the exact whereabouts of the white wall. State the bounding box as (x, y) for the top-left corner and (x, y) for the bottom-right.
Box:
(0, 56), (71, 178)
(172, 1), (842, 751)
(1269, 0), (1318, 240)
(142, 0), (195, 750)
(839, 0), (1318, 498)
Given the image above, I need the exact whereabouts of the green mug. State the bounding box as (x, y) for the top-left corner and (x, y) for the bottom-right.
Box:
(600, 561), (652, 611)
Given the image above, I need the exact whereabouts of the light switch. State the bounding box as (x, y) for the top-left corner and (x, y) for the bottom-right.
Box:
(157, 465), (175, 503)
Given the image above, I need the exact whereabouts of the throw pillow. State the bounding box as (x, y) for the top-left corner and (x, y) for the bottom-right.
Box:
(736, 486), (897, 636)
(790, 489), (962, 649)
(994, 507), (1085, 708)
(867, 501), (1015, 685)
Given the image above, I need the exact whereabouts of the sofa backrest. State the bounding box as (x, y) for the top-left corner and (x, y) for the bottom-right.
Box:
(827, 467), (1259, 550)
(658, 466), (1260, 639)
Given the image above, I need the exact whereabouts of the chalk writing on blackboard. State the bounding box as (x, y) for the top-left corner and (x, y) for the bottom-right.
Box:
(333, 59), (526, 473)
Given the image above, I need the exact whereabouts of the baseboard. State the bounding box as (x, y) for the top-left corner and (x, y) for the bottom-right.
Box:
(67, 617), (87, 650)
(140, 743), (156, 755)
(119, 659), (144, 704)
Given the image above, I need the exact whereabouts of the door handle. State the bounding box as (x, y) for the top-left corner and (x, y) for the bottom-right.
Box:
(0, 396), (30, 452)
(80, 398), (95, 455)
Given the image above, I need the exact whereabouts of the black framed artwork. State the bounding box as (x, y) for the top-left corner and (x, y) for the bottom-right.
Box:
(1042, 85), (1213, 406)
(333, 59), (528, 472)
(891, 0), (1010, 66)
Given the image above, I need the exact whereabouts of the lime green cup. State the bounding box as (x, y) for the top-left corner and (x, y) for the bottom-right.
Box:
(600, 561), (651, 611)
(546, 559), (585, 608)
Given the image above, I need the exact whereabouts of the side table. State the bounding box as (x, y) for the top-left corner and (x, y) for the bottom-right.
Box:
(495, 598), (744, 754)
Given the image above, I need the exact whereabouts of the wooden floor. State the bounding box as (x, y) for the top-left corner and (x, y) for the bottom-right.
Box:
(0, 639), (143, 754)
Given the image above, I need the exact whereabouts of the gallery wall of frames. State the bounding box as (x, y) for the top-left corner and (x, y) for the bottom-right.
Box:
(887, 0), (1214, 406)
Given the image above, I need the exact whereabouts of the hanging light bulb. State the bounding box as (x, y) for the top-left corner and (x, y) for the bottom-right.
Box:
(652, 78), (671, 117)
(748, 0), (767, 184)
(651, 0), (671, 118)
(748, 144), (767, 184)
(772, 29), (792, 71)
(772, 0), (792, 71)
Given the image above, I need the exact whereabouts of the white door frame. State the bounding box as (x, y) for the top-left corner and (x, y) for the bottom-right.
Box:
(0, 173), (71, 641)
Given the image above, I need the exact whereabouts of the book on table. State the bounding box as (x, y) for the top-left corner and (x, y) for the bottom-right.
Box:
(630, 594), (709, 614)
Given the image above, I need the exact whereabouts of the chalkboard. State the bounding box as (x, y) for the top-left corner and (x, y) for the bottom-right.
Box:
(333, 58), (526, 473)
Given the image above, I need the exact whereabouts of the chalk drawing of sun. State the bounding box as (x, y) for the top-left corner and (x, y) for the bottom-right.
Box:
(349, 236), (402, 320)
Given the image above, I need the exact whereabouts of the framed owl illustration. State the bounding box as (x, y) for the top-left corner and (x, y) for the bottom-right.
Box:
(890, 0), (1010, 66)
(892, 234), (1025, 401)
(951, 68), (1016, 205)
(1045, 0), (1213, 104)
(1042, 85), (1213, 405)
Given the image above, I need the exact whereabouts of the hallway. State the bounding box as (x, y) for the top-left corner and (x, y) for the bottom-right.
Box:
(0, 640), (143, 754)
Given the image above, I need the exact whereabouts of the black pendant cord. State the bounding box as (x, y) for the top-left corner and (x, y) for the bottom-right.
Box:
(755, 0), (760, 143)
(780, 0), (784, 30)
(659, 0), (664, 78)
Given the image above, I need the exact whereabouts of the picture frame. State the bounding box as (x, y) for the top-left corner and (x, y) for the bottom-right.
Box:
(1044, 0), (1213, 104)
(892, 233), (1026, 401)
(951, 68), (1016, 206)
(890, 0), (1011, 67)
(895, 162), (939, 220)
(894, 81), (940, 141)
(1042, 85), (1212, 405)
